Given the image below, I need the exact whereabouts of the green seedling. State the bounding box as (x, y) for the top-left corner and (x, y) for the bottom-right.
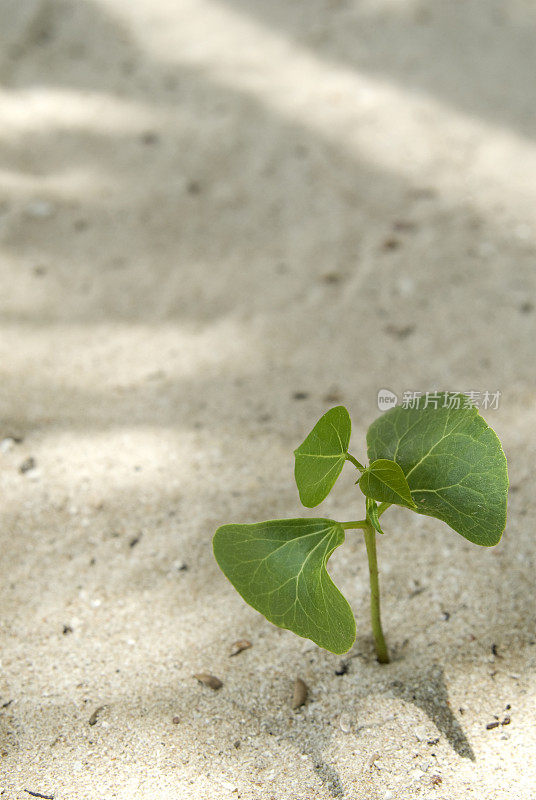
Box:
(213, 394), (508, 662)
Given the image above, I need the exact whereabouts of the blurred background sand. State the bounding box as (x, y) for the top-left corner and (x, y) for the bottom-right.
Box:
(0, 1), (535, 797)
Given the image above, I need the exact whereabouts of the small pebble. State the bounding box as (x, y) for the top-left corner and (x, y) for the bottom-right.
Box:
(0, 438), (16, 454)
(88, 706), (105, 726)
(292, 677), (308, 709)
(486, 721), (500, 730)
(334, 661), (349, 676)
(172, 716), (180, 724)
(501, 716), (511, 726)
(194, 673), (223, 690)
(229, 639), (252, 657)
(19, 457), (36, 474)
(414, 725), (428, 742)
(339, 712), (352, 733)
(219, 780), (237, 791)
(368, 752), (382, 770)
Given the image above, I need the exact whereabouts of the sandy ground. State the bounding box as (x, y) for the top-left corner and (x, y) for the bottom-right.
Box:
(1, 0), (535, 798)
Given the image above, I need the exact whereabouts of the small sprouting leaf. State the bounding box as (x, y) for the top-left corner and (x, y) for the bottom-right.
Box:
(294, 406), (351, 507)
(213, 518), (355, 654)
(358, 458), (416, 509)
(366, 497), (384, 535)
(367, 393), (508, 546)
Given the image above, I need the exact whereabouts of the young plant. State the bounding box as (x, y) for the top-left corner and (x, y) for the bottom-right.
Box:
(213, 394), (508, 662)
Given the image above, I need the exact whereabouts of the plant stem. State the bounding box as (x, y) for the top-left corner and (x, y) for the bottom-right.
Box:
(363, 521), (390, 664)
(341, 503), (391, 530)
(341, 520), (369, 530)
(345, 453), (365, 472)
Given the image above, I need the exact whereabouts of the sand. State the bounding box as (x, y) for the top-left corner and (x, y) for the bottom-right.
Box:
(0, 0), (535, 797)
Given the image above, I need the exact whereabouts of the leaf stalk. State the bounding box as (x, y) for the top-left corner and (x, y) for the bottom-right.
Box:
(341, 520), (369, 530)
(345, 453), (365, 472)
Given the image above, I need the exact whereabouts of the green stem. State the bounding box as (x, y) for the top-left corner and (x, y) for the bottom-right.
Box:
(345, 453), (365, 472)
(341, 520), (368, 530)
(363, 521), (390, 664)
(341, 503), (391, 530)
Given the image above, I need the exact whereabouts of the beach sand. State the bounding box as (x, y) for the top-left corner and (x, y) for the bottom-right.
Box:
(0, 1), (535, 797)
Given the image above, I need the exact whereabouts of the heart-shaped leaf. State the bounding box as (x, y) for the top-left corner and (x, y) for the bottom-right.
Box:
(367, 394), (508, 546)
(294, 406), (351, 507)
(213, 518), (355, 653)
(358, 458), (416, 509)
(366, 497), (385, 535)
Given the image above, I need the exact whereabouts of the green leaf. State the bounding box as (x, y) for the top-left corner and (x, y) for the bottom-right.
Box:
(366, 497), (384, 535)
(213, 518), (356, 653)
(358, 458), (417, 509)
(294, 406), (352, 507)
(367, 393), (508, 546)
